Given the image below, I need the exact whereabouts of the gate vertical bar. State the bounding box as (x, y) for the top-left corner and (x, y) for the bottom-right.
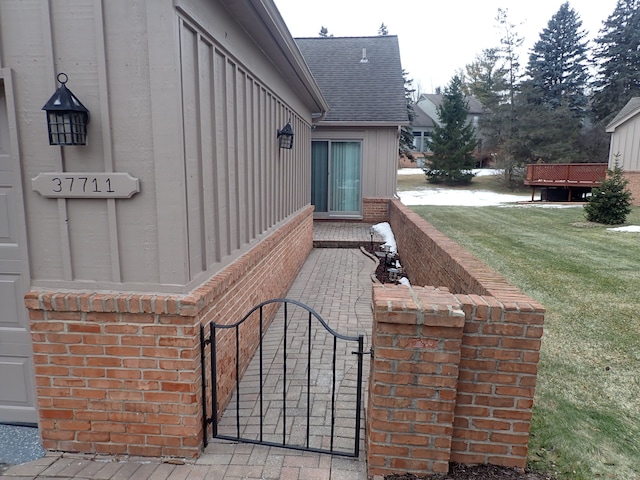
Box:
(330, 335), (337, 452)
(306, 310), (311, 449)
(259, 306), (264, 443)
(353, 335), (364, 458)
(235, 324), (241, 438)
(211, 322), (218, 438)
(282, 302), (288, 445)
(200, 324), (208, 448)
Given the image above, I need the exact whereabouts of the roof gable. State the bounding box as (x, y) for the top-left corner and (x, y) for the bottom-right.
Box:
(606, 97), (640, 133)
(295, 36), (408, 124)
(412, 103), (435, 128)
(420, 93), (484, 114)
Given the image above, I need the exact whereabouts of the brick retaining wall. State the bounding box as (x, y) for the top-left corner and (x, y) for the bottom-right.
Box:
(624, 171), (640, 206)
(25, 206), (313, 458)
(363, 197), (390, 223)
(367, 200), (545, 477)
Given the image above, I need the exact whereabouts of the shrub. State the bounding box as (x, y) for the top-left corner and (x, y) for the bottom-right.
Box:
(584, 161), (632, 225)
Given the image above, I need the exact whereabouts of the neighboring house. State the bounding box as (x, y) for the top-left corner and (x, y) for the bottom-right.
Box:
(408, 104), (435, 168)
(295, 36), (409, 221)
(417, 93), (484, 133)
(0, 0), (327, 457)
(606, 97), (640, 206)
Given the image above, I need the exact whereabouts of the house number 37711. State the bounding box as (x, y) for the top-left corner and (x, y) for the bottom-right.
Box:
(51, 176), (114, 194)
(32, 172), (140, 199)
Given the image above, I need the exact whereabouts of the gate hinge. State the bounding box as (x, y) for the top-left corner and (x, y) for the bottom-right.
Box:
(352, 348), (374, 358)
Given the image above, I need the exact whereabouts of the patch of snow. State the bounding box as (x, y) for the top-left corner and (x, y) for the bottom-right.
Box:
(514, 204), (582, 209)
(607, 225), (640, 233)
(398, 188), (530, 207)
(398, 168), (503, 177)
(371, 222), (397, 254)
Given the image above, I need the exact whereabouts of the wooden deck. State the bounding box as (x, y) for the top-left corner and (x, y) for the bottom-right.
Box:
(524, 163), (608, 201)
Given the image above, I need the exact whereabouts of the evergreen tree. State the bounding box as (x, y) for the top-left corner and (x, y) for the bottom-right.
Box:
(496, 8), (523, 112)
(493, 8), (524, 161)
(465, 48), (508, 109)
(511, 83), (582, 162)
(513, 3), (588, 163)
(464, 48), (509, 152)
(378, 23), (388, 35)
(424, 76), (477, 185)
(491, 9), (525, 186)
(525, 2), (588, 114)
(318, 26), (330, 37)
(584, 160), (632, 225)
(399, 70), (416, 161)
(591, 0), (640, 123)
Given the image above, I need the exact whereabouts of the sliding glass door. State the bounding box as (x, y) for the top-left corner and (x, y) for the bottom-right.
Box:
(311, 140), (362, 217)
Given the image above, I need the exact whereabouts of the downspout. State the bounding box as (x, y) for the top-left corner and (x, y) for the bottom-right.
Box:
(312, 110), (327, 124)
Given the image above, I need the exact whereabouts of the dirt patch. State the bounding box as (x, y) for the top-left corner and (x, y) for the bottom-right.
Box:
(385, 463), (555, 480)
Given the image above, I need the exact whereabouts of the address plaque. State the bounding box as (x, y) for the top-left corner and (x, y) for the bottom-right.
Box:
(32, 172), (140, 199)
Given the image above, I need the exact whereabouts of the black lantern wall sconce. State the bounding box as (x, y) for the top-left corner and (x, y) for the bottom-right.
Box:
(277, 121), (294, 149)
(42, 73), (90, 146)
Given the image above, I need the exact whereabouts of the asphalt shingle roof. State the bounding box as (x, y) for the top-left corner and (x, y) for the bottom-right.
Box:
(412, 104), (435, 128)
(295, 36), (408, 123)
(421, 93), (484, 115)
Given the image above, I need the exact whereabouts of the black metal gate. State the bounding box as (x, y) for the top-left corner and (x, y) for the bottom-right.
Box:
(200, 298), (367, 457)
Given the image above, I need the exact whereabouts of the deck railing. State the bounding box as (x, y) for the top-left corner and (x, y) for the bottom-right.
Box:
(524, 163), (608, 186)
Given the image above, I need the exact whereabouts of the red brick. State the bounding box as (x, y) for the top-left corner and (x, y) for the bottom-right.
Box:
(490, 432), (529, 444)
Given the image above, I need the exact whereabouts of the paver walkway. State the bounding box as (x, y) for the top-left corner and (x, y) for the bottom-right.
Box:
(1, 223), (381, 480)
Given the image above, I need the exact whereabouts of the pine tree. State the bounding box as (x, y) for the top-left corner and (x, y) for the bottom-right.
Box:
(489, 8), (523, 165)
(318, 26), (330, 38)
(464, 48), (509, 152)
(378, 23), (388, 36)
(525, 2), (588, 114)
(399, 70), (416, 161)
(465, 48), (508, 110)
(496, 8), (523, 112)
(513, 3), (588, 163)
(424, 76), (477, 185)
(591, 0), (640, 123)
(584, 160), (632, 224)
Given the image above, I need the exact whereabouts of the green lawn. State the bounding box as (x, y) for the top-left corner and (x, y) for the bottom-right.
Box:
(408, 203), (640, 480)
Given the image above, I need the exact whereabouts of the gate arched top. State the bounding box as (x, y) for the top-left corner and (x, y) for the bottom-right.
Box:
(210, 298), (360, 342)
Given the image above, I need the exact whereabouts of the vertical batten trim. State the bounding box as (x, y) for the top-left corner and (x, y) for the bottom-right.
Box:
(178, 17), (192, 281)
(94, 0), (121, 282)
(199, 36), (216, 267)
(260, 87), (266, 233)
(195, 33), (206, 273)
(148, 2), (190, 284)
(221, 55), (231, 257)
(43, 0), (72, 281)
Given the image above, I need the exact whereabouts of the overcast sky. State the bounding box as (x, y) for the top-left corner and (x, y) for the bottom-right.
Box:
(274, 0), (619, 93)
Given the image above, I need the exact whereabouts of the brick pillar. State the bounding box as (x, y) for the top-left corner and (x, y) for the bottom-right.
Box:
(368, 284), (465, 477)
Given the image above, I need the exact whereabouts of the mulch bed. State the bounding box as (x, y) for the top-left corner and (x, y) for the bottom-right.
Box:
(385, 463), (555, 480)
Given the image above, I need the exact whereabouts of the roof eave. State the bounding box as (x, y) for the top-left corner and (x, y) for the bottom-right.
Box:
(316, 120), (410, 128)
(606, 107), (640, 132)
(219, 0), (329, 116)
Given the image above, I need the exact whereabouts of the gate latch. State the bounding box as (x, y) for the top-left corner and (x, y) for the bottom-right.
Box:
(352, 348), (374, 358)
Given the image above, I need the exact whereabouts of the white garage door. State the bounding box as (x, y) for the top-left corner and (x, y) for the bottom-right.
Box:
(0, 69), (37, 425)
